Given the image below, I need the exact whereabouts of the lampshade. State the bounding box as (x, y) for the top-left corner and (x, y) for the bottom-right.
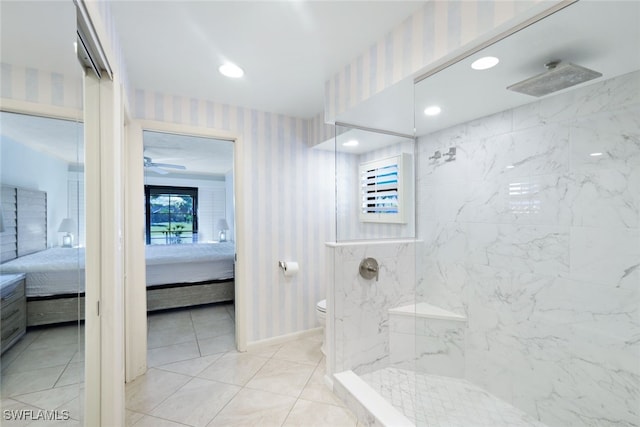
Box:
(217, 219), (229, 230)
(58, 218), (76, 233)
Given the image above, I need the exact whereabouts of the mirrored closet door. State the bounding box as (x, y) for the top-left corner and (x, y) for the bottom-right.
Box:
(1, 1), (85, 424)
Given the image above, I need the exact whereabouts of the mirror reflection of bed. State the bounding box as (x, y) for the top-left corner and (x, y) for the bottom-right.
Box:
(142, 130), (236, 362)
(0, 110), (85, 408)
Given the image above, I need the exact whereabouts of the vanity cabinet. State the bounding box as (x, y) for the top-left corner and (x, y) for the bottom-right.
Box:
(1, 273), (27, 354)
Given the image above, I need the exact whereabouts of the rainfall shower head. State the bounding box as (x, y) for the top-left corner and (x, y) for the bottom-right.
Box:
(507, 61), (602, 97)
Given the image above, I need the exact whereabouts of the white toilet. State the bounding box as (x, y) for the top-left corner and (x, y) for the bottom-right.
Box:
(316, 299), (327, 355)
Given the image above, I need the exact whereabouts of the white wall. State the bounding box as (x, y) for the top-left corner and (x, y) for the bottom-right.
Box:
(0, 137), (70, 247)
(145, 175), (227, 243)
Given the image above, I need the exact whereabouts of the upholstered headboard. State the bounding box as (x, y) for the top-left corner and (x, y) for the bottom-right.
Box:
(0, 185), (47, 263)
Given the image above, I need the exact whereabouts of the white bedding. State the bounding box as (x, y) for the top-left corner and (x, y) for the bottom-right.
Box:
(0, 242), (235, 297)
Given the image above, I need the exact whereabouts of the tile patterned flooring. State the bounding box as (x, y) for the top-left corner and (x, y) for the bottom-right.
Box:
(361, 367), (547, 427)
(1, 302), (357, 427)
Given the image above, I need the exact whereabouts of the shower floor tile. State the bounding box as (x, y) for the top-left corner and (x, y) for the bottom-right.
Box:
(361, 368), (547, 427)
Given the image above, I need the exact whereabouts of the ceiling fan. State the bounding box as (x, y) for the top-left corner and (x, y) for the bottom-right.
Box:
(143, 156), (186, 175)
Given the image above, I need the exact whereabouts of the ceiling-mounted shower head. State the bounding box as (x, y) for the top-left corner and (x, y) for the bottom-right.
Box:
(507, 61), (602, 97)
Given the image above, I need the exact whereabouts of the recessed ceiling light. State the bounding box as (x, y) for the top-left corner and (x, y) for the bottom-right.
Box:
(506, 165), (515, 169)
(219, 62), (244, 78)
(471, 56), (500, 70)
(589, 152), (603, 157)
(424, 106), (441, 116)
(342, 139), (359, 147)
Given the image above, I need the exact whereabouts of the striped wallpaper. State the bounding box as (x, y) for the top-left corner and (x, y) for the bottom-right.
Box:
(130, 92), (337, 342)
(324, 0), (547, 123)
(0, 63), (82, 111)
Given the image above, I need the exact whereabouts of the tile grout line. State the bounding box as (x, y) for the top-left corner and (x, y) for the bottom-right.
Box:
(190, 307), (204, 358)
(279, 352), (324, 426)
(130, 411), (192, 427)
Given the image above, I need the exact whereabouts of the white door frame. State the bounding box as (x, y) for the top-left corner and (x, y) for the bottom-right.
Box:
(124, 119), (247, 376)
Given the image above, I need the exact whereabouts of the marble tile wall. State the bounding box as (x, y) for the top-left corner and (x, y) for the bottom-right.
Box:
(328, 240), (416, 376)
(415, 70), (640, 427)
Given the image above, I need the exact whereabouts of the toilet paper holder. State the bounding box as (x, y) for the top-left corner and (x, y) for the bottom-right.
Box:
(359, 257), (379, 281)
(278, 261), (299, 277)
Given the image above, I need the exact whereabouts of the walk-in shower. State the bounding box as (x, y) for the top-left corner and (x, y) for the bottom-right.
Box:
(327, 1), (640, 426)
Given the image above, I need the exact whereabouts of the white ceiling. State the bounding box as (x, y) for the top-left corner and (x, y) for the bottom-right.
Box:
(0, 111), (83, 164)
(143, 131), (233, 177)
(108, 1), (425, 119)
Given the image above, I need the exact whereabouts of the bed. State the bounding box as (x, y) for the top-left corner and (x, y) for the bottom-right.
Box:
(0, 185), (235, 326)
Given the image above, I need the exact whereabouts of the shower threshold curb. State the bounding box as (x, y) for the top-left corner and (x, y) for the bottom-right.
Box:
(333, 370), (414, 427)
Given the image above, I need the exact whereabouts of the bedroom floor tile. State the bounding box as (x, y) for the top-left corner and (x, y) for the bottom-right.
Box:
(2, 343), (77, 374)
(148, 325), (197, 349)
(148, 310), (193, 331)
(190, 304), (232, 324)
(1, 365), (67, 398)
(27, 325), (81, 350)
(1, 331), (42, 372)
(55, 362), (84, 387)
(193, 317), (235, 340)
(147, 341), (201, 368)
(11, 383), (79, 412)
(198, 333), (236, 356)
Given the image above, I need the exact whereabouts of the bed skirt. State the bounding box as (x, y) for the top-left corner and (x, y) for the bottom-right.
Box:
(26, 279), (235, 327)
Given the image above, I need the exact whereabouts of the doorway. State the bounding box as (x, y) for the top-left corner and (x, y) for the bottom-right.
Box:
(143, 129), (237, 361)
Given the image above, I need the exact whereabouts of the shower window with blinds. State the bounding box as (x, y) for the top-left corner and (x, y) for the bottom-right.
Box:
(359, 153), (411, 223)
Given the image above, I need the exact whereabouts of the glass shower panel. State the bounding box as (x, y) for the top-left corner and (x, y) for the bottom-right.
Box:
(0, 1), (85, 423)
(411, 1), (640, 426)
(330, 123), (418, 420)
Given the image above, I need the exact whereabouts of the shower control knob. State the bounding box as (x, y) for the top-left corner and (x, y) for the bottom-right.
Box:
(359, 257), (379, 281)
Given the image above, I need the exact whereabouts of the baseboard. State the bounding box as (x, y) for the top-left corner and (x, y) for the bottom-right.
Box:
(246, 327), (323, 352)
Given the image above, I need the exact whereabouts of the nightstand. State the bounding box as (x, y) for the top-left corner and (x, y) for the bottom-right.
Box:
(1, 273), (27, 354)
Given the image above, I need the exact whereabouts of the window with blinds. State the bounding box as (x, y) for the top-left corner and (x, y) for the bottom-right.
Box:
(359, 153), (411, 223)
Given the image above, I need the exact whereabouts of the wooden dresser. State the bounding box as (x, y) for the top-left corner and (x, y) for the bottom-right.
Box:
(1, 273), (26, 354)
